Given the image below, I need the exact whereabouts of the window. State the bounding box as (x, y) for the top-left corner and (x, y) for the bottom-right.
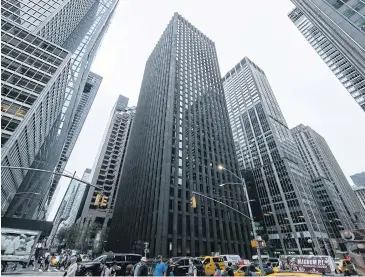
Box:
(115, 255), (125, 262)
(126, 255), (141, 262)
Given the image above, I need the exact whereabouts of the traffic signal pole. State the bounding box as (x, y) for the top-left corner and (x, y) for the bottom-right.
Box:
(192, 190), (264, 274)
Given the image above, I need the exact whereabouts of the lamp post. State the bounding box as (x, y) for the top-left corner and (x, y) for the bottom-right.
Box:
(307, 238), (315, 255)
(218, 165), (264, 273)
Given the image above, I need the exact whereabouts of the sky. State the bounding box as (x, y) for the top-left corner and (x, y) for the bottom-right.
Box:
(48, 0), (365, 219)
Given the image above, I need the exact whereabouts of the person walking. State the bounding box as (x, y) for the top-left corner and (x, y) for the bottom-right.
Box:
(188, 259), (197, 277)
(225, 262), (234, 276)
(101, 262), (111, 277)
(125, 263), (134, 276)
(44, 253), (51, 271)
(28, 255), (35, 270)
(154, 256), (167, 277)
(135, 257), (149, 276)
(214, 263), (222, 277)
(245, 264), (258, 276)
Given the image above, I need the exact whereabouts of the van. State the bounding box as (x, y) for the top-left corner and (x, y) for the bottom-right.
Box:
(221, 255), (241, 267)
(202, 256), (225, 275)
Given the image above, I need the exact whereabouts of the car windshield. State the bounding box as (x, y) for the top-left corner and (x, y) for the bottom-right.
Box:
(94, 256), (106, 262)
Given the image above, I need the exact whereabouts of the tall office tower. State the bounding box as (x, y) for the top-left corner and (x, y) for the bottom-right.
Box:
(78, 95), (134, 247)
(223, 57), (332, 256)
(43, 73), (101, 216)
(288, 1), (365, 111)
(351, 171), (365, 187)
(108, 13), (252, 258)
(354, 187), (365, 211)
(48, 168), (92, 246)
(292, 125), (365, 235)
(1, 0), (118, 218)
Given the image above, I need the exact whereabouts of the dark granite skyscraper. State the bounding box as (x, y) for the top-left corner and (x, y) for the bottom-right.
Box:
(108, 13), (251, 258)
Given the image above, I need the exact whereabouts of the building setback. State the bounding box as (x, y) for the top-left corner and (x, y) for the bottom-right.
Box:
(223, 57), (332, 256)
(77, 95), (134, 249)
(288, 1), (365, 111)
(292, 124), (365, 236)
(354, 187), (365, 212)
(108, 13), (252, 258)
(1, 0), (118, 219)
(351, 171), (365, 187)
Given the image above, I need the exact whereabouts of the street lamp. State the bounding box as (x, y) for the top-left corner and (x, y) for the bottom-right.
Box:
(217, 165), (264, 273)
(307, 239), (315, 255)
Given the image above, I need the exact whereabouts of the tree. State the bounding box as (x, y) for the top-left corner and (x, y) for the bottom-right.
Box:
(56, 224), (82, 249)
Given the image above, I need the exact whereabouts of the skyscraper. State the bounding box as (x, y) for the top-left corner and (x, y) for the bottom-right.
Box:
(43, 73), (101, 217)
(351, 171), (365, 187)
(288, 1), (365, 111)
(48, 168), (92, 246)
(77, 95), (134, 248)
(291, 124), (365, 235)
(223, 57), (332, 256)
(108, 13), (252, 258)
(1, 0), (118, 218)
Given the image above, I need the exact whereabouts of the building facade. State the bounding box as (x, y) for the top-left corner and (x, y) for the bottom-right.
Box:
(108, 13), (252, 258)
(351, 171), (365, 187)
(1, 0), (118, 218)
(288, 1), (365, 111)
(77, 96), (134, 248)
(223, 57), (332, 256)
(292, 124), (365, 235)
(48, 168), (92, 246)
(354, 187), (365, 212)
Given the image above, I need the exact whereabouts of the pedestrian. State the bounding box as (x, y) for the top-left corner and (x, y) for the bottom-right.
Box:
(135, 257), (149, 276)
(38, 255), (44, 271)
(28, 255), (35, 270)
(76, 253), (82, 263)
(225, 262), (234, 276)
(44, 253), (51, 271)
(110, 261), (121, 277)
(188, 259), (197, 277)
(214, 263), (222, 277)
(154, 255), (167, 277)
(125, 262), (134, 276)
(245, 264), (258, 276)
(101, 262), (111, 277)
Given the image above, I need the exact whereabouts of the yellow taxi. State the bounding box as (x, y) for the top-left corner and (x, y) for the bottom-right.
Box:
(202, 256), (226, 276)
(335, 259), (356, 274)
(233, 264), (262, 276)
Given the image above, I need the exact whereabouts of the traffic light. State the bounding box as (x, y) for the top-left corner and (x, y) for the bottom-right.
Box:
(190, 195), (196, 208)
(251, 239), (266, 249)
(94, 193), (102, 206)
(101, 195), (108, 207)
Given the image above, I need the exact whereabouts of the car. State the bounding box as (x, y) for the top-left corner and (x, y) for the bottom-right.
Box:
(72, 253), (141, 276)
(167, 257), (205, 276)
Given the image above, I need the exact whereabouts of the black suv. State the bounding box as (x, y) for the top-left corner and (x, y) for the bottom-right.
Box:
(167, 257), (205, 276)
(73, 253), (141, 276)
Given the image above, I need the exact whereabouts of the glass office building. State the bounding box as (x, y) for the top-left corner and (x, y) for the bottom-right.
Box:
(289, 1), (365, 111)
(1, 0), (118, 219)
(108, 13), (252, 258)
(292, 124), (365, 230)
(223, 57), (332, 256)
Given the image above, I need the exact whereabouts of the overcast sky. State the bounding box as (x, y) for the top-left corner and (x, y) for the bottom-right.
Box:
(48, 0), (365, 219)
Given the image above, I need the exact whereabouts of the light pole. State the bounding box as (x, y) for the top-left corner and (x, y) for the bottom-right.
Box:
(217, 165), (264, 273)
(307, 239), (315, 255)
